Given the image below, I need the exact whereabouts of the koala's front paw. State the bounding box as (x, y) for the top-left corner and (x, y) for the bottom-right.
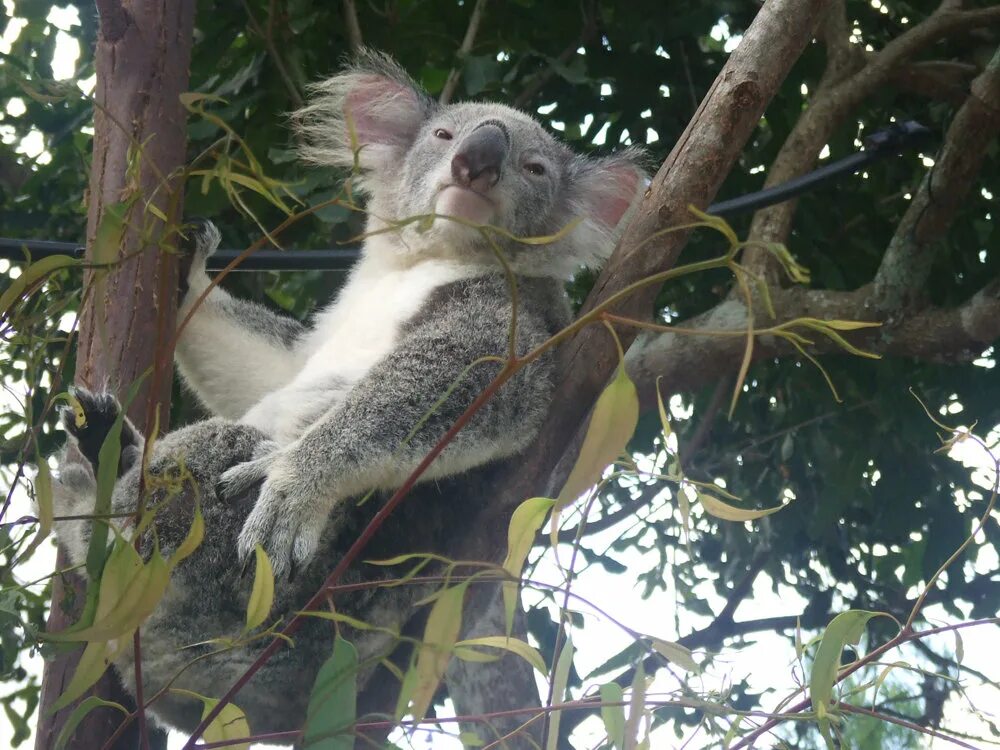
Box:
(235, 463), (332, 580)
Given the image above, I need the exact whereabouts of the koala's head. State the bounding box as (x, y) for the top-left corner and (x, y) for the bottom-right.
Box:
(294, 50), (646, 278)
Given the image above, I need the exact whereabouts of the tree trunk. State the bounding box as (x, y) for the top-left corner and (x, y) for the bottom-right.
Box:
(34, 2), (196, 748)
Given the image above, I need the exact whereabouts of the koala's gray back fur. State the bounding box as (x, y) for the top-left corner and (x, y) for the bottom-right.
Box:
(53, 273), (567, 736)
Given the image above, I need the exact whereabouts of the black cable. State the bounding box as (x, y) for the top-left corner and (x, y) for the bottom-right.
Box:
(0, 120), (934, 273)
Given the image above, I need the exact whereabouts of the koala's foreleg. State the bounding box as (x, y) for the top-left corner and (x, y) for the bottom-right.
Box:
(175, 220), (307, 418)
(222, 296), (555, 578)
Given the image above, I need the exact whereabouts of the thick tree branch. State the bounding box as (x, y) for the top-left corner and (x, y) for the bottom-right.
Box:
(626, 278), (1000, 410)
(873, 45), (1000, 313)
(743, 2), (1000, 277)
(889, 60), (979, 105)
(439, 0), (489, 105)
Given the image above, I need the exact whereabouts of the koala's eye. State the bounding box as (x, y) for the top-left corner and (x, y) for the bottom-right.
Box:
(433, 128), (453, 140)
(524, 162), (546, 177)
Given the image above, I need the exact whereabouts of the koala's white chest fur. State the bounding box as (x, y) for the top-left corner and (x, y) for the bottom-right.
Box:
(239, 248), (477, 443)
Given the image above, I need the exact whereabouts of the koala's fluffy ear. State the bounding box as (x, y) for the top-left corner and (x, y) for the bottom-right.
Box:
(294, 49), (434, 173)
(567, 148), (648, 266)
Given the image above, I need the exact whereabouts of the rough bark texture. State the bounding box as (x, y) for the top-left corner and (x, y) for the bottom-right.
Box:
(35, 2), (196, 749)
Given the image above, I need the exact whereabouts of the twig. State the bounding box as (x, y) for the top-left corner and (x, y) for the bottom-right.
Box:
(439, 0), (489, 105)
(240, 0), (304, 108)
(837, 703), (980, 749)
(512, 2), (599, 109)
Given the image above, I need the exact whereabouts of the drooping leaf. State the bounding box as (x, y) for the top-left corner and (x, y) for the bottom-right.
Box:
(0, 254), (79, 320)
(405, 583), (467, 722)
(54, 696), (128, 749)
(244, 544), (274, 632)
(454, 636), (547, 674)
(809, 610), (891, 729)
(49, 641), (117, 713)
(545, 637), (575, 750)
(302, 636), (358, 749)
(501, 497), (554, 633)
(599, 682), (626, 750)
(552, 364), (638, 543)
(697, 492), (786, 522)
(649, 637), (698, 673)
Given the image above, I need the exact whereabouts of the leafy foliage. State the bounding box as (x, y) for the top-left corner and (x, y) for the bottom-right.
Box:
(1, 0), (999, 748)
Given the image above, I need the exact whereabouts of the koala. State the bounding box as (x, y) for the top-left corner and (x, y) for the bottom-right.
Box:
(50, 50), (644, 741)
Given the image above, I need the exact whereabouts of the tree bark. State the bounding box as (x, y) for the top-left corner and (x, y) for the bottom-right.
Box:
(35, 2), (196, 749)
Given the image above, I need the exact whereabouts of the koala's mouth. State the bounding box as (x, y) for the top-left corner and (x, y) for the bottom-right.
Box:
(435, 185), (496, 226)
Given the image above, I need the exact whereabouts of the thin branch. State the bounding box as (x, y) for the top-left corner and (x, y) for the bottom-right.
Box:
(837, 703), (980, 750)
(512, 2), (599, 109)
(342, 0), (363, 53)
(240, 0), (304, 108)
(873, 45), (1000, 313)
(439, 0), (489, 105)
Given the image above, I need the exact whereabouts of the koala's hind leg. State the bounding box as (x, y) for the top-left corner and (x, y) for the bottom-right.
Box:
(61, 387), (144, 479)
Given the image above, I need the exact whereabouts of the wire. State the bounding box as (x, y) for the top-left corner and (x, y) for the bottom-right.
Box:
(0, 121), (934, 273)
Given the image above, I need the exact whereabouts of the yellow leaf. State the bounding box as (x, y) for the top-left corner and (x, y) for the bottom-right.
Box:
(454, 636), (547, 674)
(245, 545), (274, 632)
(501, 497), (554, 633)
(649, 637), (698, 673)
(406, 584), (466, 721)
(169, 502), (204, 569)
(697, 492), (786, 522)
(552, 365), (638, 544)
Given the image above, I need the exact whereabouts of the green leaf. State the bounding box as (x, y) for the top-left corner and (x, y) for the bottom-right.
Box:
(302, 636), (358, 749)
(244, 544), (274, 632)
(599, 682), (625, 750)
(454, 636), (547, 674)
(54, 696), (128, 749)
(649, 637), (698, 673)
(49, 641), (117, 713)
(501, 497), (554, 633)
(91, 202), (128, 267)
(545, 637), (575, 750)
(697, 492), (786, 522)
(0, 254), (79, 319)
(553, 365), (638, 542)
(625, 663), (647, 750)
(405, 583), (467, 721)
(809, 610), (891, 727)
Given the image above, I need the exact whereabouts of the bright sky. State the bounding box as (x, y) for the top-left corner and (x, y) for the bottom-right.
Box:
(2, 6), (998, 750)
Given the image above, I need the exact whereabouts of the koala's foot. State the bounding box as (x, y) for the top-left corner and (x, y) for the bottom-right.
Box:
(61, 387), (143, 478)
(179, 218), (222, 299)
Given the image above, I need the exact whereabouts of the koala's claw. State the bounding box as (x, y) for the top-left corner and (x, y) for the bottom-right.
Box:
(236, 471), (328, 580)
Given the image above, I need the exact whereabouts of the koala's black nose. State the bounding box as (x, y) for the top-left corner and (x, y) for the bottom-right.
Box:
(451, 124), (508, 192)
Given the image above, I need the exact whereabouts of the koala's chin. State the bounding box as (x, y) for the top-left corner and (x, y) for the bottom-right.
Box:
(435, 185), (496, 227)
